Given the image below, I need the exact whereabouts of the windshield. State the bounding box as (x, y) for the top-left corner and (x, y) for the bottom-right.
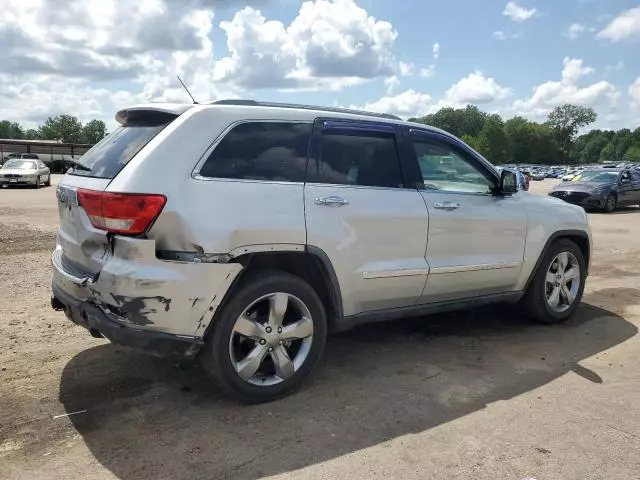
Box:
(70, 123), (168, 179)
(2, 160), (37, 169)
(572, 170), (619, 183)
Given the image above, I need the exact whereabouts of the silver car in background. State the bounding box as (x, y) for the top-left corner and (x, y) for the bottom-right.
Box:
(0, 159), (51, 188)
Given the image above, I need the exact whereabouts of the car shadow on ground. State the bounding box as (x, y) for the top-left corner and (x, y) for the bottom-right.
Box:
(59, 303), (636, 480)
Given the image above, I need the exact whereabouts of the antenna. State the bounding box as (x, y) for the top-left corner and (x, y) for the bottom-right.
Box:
(177, 75), (198, 104)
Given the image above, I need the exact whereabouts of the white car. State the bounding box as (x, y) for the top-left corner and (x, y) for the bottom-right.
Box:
(0, 159), (51, 188)
(51, 100), (592, 402)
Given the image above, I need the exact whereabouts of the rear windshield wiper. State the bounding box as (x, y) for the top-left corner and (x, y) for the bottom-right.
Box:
(66, 160), (91, 172)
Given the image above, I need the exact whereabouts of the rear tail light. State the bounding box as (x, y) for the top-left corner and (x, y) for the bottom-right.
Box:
(77, 189), (166, 235)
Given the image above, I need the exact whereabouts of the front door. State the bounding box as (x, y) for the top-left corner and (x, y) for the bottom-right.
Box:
(408, 130), (527, 303)
(304, 119), (430, 316)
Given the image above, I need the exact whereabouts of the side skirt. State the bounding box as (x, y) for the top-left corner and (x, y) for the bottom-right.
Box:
(335, 291), (522, 332)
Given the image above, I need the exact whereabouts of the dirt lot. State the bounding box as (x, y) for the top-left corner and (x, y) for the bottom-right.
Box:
(1, 177), (639, 480)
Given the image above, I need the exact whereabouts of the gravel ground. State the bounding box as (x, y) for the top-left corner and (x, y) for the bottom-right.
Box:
(1, 177), (639, 480)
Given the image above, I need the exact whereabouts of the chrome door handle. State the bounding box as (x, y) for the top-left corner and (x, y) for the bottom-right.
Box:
(433, 201), (460, 210)
(315, 196), (349, 207)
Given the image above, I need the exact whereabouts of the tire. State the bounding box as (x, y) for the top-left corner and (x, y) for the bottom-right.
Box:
(34, 176), (41, 189)
(201, 271), (327, 403)
(603, 194), (616, 213)
(522, 239), (586, 324)
(45, 175), (51, 187)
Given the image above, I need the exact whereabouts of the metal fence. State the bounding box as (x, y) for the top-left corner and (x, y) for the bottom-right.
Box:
(0, 139), (94, 173)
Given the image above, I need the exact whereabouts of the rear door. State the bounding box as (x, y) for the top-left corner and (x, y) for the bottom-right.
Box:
(55, 108), (180, 275)
(408, 129), (527, 303)
(628, 170), (640, 203)
(304, 119), (430, 316)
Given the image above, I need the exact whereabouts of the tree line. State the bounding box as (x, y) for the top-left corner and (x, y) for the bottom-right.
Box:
(0, 115), (107, 145)
(409, 104), (640, 165)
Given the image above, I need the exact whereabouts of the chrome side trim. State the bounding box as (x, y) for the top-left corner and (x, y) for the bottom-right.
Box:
(431, 261), (522, 275)
(363, 268), (429, 279)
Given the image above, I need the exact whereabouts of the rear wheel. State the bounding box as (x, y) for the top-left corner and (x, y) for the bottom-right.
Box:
(34, 176), (41, 189)
(201, 271), (327, 403)
(45, 175), (51, 187)
(522, 239), (586, 324)
(603, 194), (616, 213)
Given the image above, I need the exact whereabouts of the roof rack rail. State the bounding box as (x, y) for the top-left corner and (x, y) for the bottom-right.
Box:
(211, 99), (402, 121)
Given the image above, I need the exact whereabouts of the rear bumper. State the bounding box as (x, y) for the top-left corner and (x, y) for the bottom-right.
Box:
(51, 287), (199, 359)
(51, 234), (243, 345)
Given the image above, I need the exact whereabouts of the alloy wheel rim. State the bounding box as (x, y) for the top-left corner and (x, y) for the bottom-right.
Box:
(545, 252), (580, 313)
(229, 292), (313, 386)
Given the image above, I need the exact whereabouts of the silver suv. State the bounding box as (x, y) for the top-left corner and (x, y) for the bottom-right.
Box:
(51, 100), (591, 403)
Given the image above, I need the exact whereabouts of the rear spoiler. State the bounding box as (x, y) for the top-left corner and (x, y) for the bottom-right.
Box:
(115, 104), (195, 126)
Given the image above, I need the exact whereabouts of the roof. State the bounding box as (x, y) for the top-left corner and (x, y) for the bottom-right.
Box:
(115, 100), (452, 137)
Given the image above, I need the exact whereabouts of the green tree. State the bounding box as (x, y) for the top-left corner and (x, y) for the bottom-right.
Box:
(476, 114), (509, 165)
(546, 104), (597, 155)
(623, 145), (640, 162)
(38, 115), (84, 143)
(82, 119), (107, 144)
(24, 129), (39, 140)
(0, 120), (25, 139)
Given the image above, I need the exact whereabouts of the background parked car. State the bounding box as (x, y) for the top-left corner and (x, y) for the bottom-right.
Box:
(0, 159), (51, 188)
(549, 168), (640, 212)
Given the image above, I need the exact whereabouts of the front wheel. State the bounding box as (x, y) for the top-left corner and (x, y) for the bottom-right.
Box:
(522, 239), (586, 324)
(201, 271), (327, 403)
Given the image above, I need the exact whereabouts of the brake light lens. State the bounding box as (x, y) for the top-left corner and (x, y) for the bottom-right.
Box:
(77, 189), (166, 235)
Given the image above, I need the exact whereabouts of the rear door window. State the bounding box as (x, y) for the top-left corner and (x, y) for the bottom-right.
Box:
(199, 122), (312, 182)
(309, 123), (404, 188)
(69, 122), (170, 179)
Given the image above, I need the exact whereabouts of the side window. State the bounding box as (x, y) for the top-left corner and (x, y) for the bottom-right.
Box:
(631, 171), (640, 182)
(314, 130), (403, 188)
(199, 122), (312, 182)
(412, 137), (496, 194)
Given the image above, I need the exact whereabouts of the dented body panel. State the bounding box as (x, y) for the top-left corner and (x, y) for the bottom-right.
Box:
(52, 235), (243, 337)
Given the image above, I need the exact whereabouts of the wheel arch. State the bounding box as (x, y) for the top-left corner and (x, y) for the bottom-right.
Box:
(204, 246), (344, 337)
(521, 229), (591, 295)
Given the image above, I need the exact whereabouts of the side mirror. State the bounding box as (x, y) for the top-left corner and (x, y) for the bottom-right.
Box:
(500, 169), (519, 195)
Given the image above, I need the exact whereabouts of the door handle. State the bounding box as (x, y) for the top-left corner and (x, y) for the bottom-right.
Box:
(315, 196), (349, 207)
(433, 201), (460, 210)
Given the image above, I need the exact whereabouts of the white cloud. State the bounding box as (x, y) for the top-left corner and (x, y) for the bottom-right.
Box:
(492, 30), (521, 40)
(597, 7), (640, 41)
(630, 77), (640, 108)
(399, 61), (414, 76)
(384, 75), (400, 94)
(503, 2), (536, 23)
(419, 65), (436, 78)
(511, 57), (620, 119)
(566, 23), (586, 40)
(605, 61), (625, 72)
(0, 0), (410, 125)
(444, 72), (512, 104)
(432, 42), (440, 59)
(358, 90), (434, 119)
(213, 1), (400, 90)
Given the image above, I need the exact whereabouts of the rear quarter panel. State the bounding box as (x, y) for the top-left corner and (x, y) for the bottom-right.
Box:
(106, 107), (307, 253)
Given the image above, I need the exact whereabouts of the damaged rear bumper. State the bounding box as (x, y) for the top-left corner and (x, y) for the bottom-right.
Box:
(51, 290), (199, 359)
(51, 235), (243, 357)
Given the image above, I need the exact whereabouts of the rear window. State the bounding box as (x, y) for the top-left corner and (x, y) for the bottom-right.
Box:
(69, 122), (169, 179)
(198, 122), (312, 182)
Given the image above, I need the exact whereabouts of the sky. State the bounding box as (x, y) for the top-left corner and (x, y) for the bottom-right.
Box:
(1, 0), (639, 131)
